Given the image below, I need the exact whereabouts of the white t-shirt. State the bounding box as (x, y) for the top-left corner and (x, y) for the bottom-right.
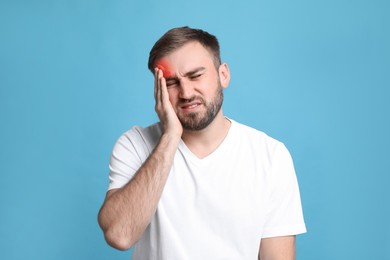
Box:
(108, 119), (306, 259)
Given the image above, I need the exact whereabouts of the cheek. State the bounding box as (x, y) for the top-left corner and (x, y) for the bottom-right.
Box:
(156, 60), (174, 78)
(167, 89), (177, 102)
(167, 89), (179, 109)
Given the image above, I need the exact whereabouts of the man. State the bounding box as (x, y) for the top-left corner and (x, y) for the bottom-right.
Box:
(98, 26), (306, 259)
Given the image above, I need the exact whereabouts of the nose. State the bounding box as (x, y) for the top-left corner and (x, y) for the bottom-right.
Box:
(178, 79), (194, 100)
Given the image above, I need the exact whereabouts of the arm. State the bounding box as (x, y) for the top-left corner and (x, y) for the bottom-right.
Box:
(98, 69), (182, 250)
(259, 143), (306, 259)
(258, 236), (296, 260)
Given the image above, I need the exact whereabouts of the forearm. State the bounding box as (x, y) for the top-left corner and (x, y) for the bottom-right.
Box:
(259, 236), (296, 260)
(98, 133), (180, 250)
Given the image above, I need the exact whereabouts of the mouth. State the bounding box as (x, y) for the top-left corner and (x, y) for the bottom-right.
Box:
(180, 101), (202, 111)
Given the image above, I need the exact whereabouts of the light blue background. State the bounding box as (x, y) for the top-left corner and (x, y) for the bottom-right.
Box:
(1, 0), (389, 259)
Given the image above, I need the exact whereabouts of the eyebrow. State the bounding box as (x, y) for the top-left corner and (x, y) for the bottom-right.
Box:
(165, 67), (206, 81)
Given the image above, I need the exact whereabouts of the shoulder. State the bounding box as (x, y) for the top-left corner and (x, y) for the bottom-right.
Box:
(228, 118), (292, 167)
(115, 122), (162, 153)
(230, 119), (283, 149)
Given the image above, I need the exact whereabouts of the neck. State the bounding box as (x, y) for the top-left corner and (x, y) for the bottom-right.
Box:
(181, 110), (231, 159)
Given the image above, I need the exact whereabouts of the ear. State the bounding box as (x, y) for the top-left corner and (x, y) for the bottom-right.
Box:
(218, 63), (230, 89)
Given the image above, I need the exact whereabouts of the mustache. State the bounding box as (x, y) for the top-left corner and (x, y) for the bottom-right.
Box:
(178, 96), (205, 104)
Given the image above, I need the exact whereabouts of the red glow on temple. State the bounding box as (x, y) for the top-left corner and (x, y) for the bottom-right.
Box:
(156, 59), (174, 78)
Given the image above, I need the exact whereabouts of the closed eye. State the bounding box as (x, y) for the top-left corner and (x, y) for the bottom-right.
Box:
(166, 80), (179, 88)
(189, 74), (202, 80)
(185, 67), (206, 80)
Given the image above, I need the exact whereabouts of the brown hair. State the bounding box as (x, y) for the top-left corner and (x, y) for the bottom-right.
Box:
(148, 26), (221, 73)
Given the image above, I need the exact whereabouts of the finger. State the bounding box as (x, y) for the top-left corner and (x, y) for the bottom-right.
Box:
(154, 68), (162, 103)
(154, 68), (159, 100)
(156, 69), (163, 108)
(159, 75), (169, 105)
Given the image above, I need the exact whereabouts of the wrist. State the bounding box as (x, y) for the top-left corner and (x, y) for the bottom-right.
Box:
(161, 131), (182, 144)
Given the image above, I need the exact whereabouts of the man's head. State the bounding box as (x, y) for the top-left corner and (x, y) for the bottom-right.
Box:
(148, 26), (221, 73)
(149, 27), (230, 131)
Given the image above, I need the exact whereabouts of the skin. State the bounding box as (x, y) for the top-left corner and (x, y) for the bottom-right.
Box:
(156, 59), (174, 78)
(259, 236), (296, 260)
(98, 41), (296, 258)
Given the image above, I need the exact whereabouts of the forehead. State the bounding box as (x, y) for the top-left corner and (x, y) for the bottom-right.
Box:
(162, 41), (214, 70)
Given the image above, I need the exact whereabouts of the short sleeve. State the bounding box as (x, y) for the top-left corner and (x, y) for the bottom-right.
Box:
(108, 129), (145, 190)
(262, 143), (306, 238)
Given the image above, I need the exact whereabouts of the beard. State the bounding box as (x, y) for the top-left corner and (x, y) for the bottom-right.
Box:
(177, 81), (224, 131)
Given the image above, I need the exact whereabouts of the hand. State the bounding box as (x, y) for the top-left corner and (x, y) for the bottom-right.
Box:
(154, 68), (183, 138)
